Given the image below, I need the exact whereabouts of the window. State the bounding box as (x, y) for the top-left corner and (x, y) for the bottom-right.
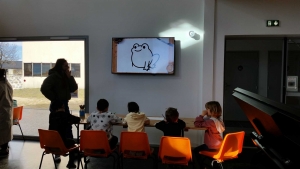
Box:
(24, 63), (80, 77)
(71, 63), (80, 77)
(33, 63), (41, 76)
(42, 63), (51, 77)
(24, 63), (32, 76)
(4, 38), (87, 140)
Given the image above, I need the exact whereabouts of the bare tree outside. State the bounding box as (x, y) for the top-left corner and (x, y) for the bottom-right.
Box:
(0, 42), (19, 68)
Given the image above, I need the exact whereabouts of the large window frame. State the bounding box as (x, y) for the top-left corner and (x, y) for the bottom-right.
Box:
(0, 36), (89, 140)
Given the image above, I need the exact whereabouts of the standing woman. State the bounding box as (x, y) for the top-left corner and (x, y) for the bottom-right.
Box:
(41, 58), (78, 139)
(0, 69), (13, 157)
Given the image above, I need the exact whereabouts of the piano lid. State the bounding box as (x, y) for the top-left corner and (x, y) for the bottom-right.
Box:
(232, 88), (300, 169)
(233, 88), (300, 141)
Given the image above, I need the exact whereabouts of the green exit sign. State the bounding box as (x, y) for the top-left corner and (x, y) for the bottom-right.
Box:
(266, 20), (280, 27)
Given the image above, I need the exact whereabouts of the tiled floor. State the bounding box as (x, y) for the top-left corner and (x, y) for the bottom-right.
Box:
(0, 140), (260, 169)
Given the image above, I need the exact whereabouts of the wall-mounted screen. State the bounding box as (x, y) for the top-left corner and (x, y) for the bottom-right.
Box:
(112, 37), (175, 74)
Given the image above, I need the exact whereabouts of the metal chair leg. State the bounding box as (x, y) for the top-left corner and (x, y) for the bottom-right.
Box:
(81, 159), (84, 169)
(18, 123), (25, 141)
(109, 154), (116, 169)
(120, 155), (124, 169)
(77, 153), (84, 169)
(51, 154), (58, 169)
(77, 155), (81, 169)
(39, 151), (46, 169)
(151, 156), (157, 169)
(112, 151), (120, 169)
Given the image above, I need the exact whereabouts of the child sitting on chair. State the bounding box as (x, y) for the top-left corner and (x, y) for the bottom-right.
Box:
(123, 102), (150, 132)
(87, 98), (123, 149)
(49, 100), (80, 168)
(155, 107), (186, 137)
(193, 101), (225, 169)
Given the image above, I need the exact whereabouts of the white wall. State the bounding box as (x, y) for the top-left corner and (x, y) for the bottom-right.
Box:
(214, 0), (300, 107)
(0, 0), (205, 146)
(22, 41), (85, 89)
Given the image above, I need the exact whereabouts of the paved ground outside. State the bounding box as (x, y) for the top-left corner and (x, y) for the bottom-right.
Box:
(12, 88), (85, 137)
(12, 108), (84, 137)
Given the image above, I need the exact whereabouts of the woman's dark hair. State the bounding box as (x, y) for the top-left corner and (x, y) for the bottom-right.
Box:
(52, 58), (67, 74)
(97, 99), (109, 111)
(128, 102), (139, 113)
(51, 58), (68, 88)
(165, 107), (179, 123)
(0, 69), (6, 78)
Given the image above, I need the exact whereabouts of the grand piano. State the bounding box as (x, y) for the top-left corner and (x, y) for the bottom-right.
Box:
(232, 88), (300, 169)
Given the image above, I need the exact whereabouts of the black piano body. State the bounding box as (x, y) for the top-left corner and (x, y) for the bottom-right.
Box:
(232, 88), (300, 169)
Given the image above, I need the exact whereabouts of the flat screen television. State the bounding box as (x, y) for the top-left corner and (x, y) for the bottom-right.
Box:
(112, 37), (175, 74)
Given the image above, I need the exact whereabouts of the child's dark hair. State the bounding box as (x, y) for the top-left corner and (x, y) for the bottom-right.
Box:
(165, 107), (179, 123)
(50, 100), (64, 112)
(128, 102), (139, 113)
(205, 101), (222, 118)
(97, 99), (109, 111)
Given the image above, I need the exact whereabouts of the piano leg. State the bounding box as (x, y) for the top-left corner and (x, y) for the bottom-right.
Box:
(250, 150), (281, 169)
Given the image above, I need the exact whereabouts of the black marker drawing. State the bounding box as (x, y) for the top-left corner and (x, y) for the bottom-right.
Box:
(131, 43), (160, 71)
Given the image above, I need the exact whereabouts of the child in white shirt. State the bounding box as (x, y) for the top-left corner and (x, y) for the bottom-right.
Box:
(123, 102), (150, 132)
(87, 99), (122, 149)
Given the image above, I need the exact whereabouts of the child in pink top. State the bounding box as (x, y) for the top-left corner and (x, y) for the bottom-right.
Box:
(193, 101), (225, 169)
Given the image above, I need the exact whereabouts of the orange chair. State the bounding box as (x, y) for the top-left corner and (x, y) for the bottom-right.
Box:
(200, 131), (245, 168)
(119, 131), (156, 169)
(158, 136), (192, 166)
(78, 130), (118, 169)
(13, 106), (25, 141)
(38, 129), (80, 169)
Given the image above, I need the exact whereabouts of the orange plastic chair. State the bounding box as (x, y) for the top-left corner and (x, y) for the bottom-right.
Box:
(79, 130), (118, 169)
(13, 106), (25, 141)
(158, 136), (192, 166)
(200, 131), (245, 168)
(119, 131), (156, 169)
(38, 129), (80, 169)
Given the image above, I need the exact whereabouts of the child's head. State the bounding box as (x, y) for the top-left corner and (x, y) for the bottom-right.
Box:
(97, 99), (109, 112)
(51, 100), (65, 112)
(205, 101), (222, 118)
(127, 102), (139, 113)
(165, 107), (179, 123)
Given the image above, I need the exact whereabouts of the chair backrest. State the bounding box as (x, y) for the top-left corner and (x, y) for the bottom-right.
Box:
(214, 131), (245, 160)
(38, 129), (69, 155)
(158, 136), (192, 165)
(13, 106), (23, 121)
(80, 130), (112, 157)
(120, 131), (151, 159)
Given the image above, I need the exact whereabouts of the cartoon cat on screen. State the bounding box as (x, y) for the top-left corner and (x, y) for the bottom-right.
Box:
(131, 43), (160, 71)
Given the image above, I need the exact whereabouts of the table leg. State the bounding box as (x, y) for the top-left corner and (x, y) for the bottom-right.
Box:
(74, 123), (79, 144)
